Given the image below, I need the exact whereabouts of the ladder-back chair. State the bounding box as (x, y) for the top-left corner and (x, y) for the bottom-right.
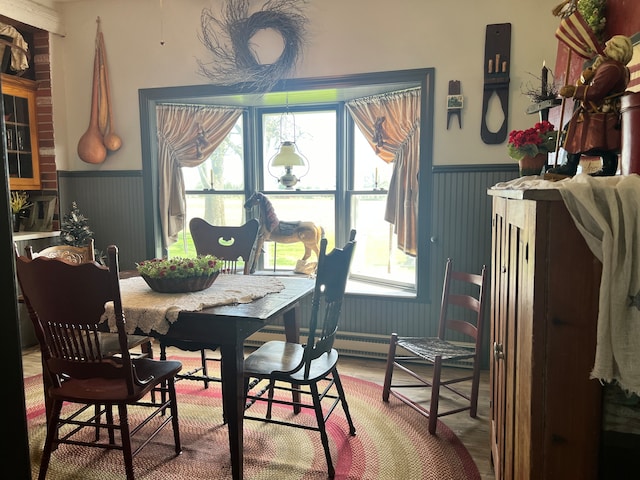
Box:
(382, 258), (487, 434)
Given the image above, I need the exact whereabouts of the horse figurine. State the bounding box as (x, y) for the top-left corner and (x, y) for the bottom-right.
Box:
(244, 192), (324, 273)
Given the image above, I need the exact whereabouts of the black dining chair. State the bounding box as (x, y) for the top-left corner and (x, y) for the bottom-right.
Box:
(158, 218), (260, 391)
(243, 230), (357, 479)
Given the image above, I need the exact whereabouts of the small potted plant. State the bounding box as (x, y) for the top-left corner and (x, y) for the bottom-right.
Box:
(10, 190), (32, 232)
(136, 255), (221, 293)
(507, 120), (558, 176)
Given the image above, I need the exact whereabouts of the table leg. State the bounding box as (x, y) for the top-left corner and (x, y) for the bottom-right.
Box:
(220, 342), (245, 480)
(283, 304), (301, 413)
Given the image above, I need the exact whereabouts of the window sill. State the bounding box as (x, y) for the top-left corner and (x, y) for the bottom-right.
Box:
(346, 279), (416, 299)
(254, 270), (416, 299)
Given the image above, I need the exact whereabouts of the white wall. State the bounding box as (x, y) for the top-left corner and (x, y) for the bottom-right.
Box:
(42, 0), (559, 171)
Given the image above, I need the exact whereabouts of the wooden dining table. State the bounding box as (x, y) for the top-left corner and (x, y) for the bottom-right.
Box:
(112, 274), (315, 480)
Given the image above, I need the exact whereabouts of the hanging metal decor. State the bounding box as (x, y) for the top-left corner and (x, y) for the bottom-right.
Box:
(197, 0), (308, 92)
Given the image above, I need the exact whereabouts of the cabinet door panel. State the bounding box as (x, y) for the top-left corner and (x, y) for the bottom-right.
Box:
(2, 74), (40, 190)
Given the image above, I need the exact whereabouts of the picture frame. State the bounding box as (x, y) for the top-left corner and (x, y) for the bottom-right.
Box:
(447, 94), (464, 109)
(24, 195), (57, 231)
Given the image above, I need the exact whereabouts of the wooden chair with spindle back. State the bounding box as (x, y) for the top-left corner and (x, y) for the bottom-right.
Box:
(15, 245), (183, 480)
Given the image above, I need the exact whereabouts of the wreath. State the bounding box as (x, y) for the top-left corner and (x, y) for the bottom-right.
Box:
(197, 0), (308, 92)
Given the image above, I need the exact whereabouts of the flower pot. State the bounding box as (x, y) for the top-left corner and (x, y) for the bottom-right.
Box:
(141, 271), (220, 293)
(12, 213), (21, 232)
(518, 153), (548, 176)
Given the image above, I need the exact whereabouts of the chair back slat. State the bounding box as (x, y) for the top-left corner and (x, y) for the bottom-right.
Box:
(15, 245), (138, 390)
(438, 258), (487, 350)
(190, 218), (259, 274)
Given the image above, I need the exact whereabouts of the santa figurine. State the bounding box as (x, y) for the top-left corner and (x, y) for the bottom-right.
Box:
(547, 34), (633, 177)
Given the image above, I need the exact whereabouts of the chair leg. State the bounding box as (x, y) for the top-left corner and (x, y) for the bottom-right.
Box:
(266, 380), (275, 419)
(332, 369), (356, 435)
(106, 404), (116, 444)
(428, 357), (443, 435)
(167, 378), (182, 454)
(38, 399), (62, 480)
(382, 333), (398, 402)
(118, 404), (136, 480)
(470, 358), (481, 418)
(200, 349), (210, 389)
(310, 382), (335, 479)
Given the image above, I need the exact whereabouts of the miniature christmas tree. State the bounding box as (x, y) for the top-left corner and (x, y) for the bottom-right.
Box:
(60, 201), (94, 247)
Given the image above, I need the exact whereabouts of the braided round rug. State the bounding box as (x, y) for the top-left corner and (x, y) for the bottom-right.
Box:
(25, 357), (480, 479)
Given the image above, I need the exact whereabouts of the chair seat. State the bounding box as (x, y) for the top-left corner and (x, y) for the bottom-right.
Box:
(397, 336), (475, 362)
(48, 358), (182, 403)
(99, 332), (154, 358)
(244, 340), (339, 382)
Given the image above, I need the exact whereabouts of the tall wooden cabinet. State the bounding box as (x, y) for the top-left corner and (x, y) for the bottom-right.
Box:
(488, 188), (603, 480)
(2, 73), (40, 190)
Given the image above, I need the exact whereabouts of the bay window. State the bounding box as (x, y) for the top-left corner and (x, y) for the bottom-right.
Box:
(141, 68), (433, 297)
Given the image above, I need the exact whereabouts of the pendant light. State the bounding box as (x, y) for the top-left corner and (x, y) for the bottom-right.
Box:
(267, 102), (309, 188)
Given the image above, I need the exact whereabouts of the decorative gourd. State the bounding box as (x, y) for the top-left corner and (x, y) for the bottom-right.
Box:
(77, 44), (107, 164)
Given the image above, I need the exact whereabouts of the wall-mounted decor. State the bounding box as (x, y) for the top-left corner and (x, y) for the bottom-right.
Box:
(77, 18), (121, 164)
(480, 23), (511, 144)
(197, 0), (309, 92)
(446, 80), (463, 129)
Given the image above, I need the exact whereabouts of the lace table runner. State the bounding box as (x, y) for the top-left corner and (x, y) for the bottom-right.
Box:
(102, 275), (285, 335)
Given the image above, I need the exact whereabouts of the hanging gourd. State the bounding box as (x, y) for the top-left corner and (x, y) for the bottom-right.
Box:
(77, 17), (121, 164)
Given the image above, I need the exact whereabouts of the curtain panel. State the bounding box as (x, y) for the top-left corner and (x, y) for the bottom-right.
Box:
(156, 104), (243, 250)
(346, 88), (421, 255)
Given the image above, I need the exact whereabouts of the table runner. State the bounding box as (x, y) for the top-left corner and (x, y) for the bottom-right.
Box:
(102, 275), (285, 335)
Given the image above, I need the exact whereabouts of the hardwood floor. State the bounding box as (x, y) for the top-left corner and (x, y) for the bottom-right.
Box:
(20, 344), (494, 480)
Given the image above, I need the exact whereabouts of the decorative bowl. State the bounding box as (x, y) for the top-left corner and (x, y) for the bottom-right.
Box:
(140, 271), (220, 293)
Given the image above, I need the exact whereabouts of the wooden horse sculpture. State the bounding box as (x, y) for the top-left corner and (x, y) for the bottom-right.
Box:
(244, 192), (324, 273)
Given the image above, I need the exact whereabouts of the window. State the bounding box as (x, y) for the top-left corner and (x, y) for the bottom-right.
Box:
(141, 69), (433, 299)
(350, 127), (415, 288)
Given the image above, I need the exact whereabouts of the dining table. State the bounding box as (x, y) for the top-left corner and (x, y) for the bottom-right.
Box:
(104, 273), (315, 480)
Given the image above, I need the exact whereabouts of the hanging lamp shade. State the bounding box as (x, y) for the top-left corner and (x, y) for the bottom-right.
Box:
(270, 141), (306, 167)
(268, 141), (309, 188)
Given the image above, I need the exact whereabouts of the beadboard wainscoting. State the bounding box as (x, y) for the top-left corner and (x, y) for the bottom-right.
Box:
(57, 165), (518, 364)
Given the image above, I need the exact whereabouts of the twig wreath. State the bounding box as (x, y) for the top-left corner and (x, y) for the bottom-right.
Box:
(197, 0), (308, 92)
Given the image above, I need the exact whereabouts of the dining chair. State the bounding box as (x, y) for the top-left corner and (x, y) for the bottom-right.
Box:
(243, 230), (357, 479)
(15, 245), (183, 480)
(24, 238), (154, 361)
(25, 238), (96, 264)
(382, 258), (487, 434)
(158, 217), (260, 390)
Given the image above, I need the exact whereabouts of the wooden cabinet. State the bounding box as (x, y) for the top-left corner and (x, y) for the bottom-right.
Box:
(2, 73), (40, 190)
(489, 189), (603, 480)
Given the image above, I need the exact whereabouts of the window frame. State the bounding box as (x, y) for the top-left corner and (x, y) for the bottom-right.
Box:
(139, 68), (434, 300)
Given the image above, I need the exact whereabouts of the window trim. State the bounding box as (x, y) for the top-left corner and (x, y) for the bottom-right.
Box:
(139, 68), (434, 300)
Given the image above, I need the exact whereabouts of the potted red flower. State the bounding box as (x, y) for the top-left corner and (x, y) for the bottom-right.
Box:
(507, 121), (558, 175)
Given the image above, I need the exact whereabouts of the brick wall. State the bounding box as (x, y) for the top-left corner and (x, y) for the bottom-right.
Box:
(31, 30), (59, 228)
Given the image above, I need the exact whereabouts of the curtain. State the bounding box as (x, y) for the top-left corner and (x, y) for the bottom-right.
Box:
(346, 88), (421, 255)
(156, 104), (243, 250)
